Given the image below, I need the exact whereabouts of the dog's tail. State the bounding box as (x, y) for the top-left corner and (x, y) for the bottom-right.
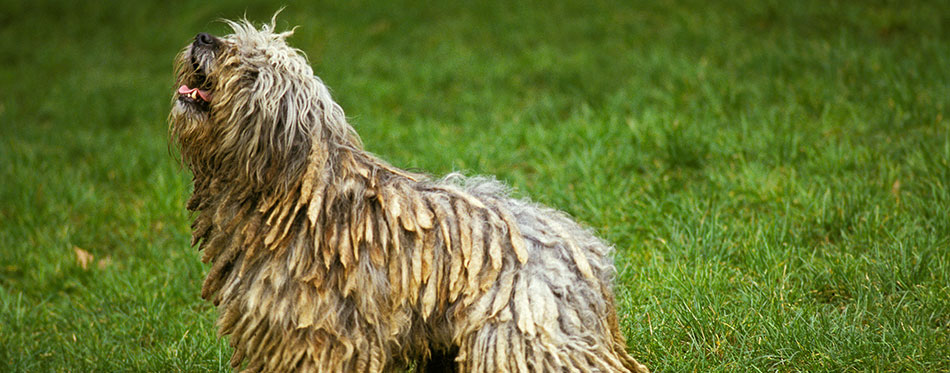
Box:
(607, 302), (651, 372)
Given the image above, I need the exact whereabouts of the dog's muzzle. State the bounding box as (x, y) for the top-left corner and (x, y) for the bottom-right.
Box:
(177, 33), (219, 108)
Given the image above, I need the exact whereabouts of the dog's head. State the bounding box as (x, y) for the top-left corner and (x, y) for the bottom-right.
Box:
(170, 19), (350, 189)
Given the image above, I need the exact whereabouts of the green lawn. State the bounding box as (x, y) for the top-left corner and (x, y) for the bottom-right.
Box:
(2, 0), (948, 371)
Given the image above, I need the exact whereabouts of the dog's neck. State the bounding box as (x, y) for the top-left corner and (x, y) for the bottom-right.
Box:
(186, 117), (418, 204)
(184, 110), (422, 239)
(186, 119), (427, 302)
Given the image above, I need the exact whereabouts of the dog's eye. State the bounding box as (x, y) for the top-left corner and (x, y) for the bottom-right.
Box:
(245, 70), (260, 82)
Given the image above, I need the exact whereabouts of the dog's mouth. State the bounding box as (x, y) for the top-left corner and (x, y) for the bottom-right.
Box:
(177, 52), (214, 109)
(178, 84), (211, 103)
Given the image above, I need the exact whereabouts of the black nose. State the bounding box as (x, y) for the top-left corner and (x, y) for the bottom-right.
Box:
(194, 33), (215, 47)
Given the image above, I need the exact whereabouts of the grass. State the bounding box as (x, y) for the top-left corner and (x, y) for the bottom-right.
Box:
(1, 0), (948, 371)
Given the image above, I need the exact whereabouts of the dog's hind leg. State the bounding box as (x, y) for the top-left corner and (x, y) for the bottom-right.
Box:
(453, 292), (641, 372)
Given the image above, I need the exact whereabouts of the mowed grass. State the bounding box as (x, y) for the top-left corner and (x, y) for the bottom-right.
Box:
(1, 0), (949, 371)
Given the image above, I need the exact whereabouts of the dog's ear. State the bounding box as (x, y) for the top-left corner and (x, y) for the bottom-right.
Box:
(213, 65), (314, 189)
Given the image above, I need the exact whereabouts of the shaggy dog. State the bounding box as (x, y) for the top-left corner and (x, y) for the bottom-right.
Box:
(170, 18), (649, 373)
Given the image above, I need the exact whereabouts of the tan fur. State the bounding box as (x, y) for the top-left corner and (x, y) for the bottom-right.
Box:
(169, 17), (649, 373)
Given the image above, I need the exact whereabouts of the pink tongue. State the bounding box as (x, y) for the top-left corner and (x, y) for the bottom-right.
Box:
(177, 85), (211, 101)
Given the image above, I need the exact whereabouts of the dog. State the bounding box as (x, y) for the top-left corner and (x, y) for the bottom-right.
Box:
(169, 17), (650, 373)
